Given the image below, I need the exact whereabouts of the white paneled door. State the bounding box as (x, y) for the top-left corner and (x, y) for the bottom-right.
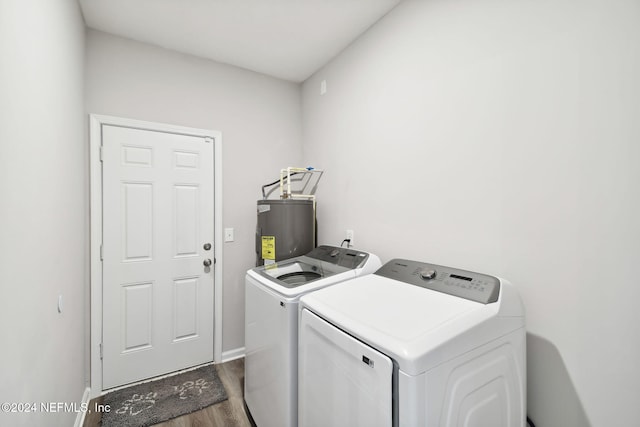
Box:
(102, 125), (214, 389)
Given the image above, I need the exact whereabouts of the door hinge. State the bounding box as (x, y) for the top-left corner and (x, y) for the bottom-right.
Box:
(204, 137), (213, 144)
(99, 145), (104, 162)
(99, 343), (103, 360)
(100, 244), (103, 261)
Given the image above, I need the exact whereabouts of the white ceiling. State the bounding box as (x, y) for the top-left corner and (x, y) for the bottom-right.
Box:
(78, 0), (402, 82)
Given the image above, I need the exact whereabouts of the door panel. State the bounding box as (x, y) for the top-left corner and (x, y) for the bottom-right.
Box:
(122, 183), (153, 261)
(174, 184), (199, 256)
(102, 125), (214, 389)
(122, 281), (153, 351)
(173, 277), (198, 340)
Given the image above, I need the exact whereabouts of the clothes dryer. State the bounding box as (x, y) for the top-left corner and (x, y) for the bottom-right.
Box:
(244, 245), (381, 427)
(298, 259), (526, 427)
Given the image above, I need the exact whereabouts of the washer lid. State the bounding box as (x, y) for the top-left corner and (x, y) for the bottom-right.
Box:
(250, 246), (382, 292)
(299, 273), (523, 375)
(258, 257), (345, 288)
(248, 256), (358, 298)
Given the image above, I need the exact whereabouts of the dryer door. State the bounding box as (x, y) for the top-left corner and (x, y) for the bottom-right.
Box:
(299, 308), (393, 427)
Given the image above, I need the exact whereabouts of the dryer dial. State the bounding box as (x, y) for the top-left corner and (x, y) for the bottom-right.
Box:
(419, 269), (437, 280)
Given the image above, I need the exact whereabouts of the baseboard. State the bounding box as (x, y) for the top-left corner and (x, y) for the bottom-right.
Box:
(221, 346), (245, 362)
(74, 387), (91, 427)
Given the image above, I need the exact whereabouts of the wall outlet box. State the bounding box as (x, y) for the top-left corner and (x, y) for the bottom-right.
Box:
(346, 229), (354, 246)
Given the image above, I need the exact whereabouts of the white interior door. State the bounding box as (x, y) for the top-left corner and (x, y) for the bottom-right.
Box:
(102, 124), (214, 389)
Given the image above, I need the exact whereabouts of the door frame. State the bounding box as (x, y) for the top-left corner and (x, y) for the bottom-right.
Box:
(89, 114), (223, 398)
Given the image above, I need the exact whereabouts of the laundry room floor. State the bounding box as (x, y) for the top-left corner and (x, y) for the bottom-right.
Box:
(83, 358), (251, 427)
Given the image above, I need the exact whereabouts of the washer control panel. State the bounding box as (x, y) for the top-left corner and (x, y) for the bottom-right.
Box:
(306, 245), (370, 269)
(375, 259), (500, 304)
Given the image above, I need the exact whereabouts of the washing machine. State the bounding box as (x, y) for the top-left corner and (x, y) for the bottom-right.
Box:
(244, 245), (382, 427)
(298, 258), (526, 427)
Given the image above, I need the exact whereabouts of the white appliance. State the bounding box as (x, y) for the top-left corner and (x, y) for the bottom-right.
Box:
(298, 259), (526, 427)
(244, 245), (382, 427)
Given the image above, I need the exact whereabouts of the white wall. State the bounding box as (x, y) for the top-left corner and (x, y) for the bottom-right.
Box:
(302, 0), (640, 425)
(85, 30), (302, 355)
(0, 0), (87, 426)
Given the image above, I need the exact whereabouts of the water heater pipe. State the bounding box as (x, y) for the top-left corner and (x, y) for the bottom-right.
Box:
(278, 167), (322, 247)
(279, 167), (323, 200)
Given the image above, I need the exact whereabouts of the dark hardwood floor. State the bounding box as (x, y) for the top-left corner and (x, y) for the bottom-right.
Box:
(83, 358), (252, 427)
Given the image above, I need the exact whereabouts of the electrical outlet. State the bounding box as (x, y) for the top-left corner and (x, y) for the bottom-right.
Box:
(346, 229), (354, 247)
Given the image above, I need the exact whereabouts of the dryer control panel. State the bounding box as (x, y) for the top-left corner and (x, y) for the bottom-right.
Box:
(375, 259), (500, 304)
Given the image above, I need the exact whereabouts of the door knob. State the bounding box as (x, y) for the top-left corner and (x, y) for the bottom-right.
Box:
(203, 259), (212, 267)
(203, 243), (212, 250)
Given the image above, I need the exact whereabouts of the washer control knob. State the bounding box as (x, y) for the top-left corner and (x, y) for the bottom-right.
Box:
(419, 269), (437, 281)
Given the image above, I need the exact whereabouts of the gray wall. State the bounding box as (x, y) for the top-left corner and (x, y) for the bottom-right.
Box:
(302, 0), (640, 425)
(85, 30), (302, 355)
(0, 0), (87, 426)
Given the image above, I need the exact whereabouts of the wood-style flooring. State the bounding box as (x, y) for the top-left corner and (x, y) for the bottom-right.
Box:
(83, 358), (252, 427)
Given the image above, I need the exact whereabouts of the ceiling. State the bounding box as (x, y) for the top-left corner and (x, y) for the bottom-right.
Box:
(78, 0), (403, 82)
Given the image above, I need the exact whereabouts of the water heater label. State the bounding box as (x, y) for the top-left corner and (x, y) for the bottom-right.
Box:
(258, 204), (271, 213)
(262, 236), (276, 260)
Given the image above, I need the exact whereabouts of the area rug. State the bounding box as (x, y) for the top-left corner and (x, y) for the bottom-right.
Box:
(100, 364), (228, 427)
